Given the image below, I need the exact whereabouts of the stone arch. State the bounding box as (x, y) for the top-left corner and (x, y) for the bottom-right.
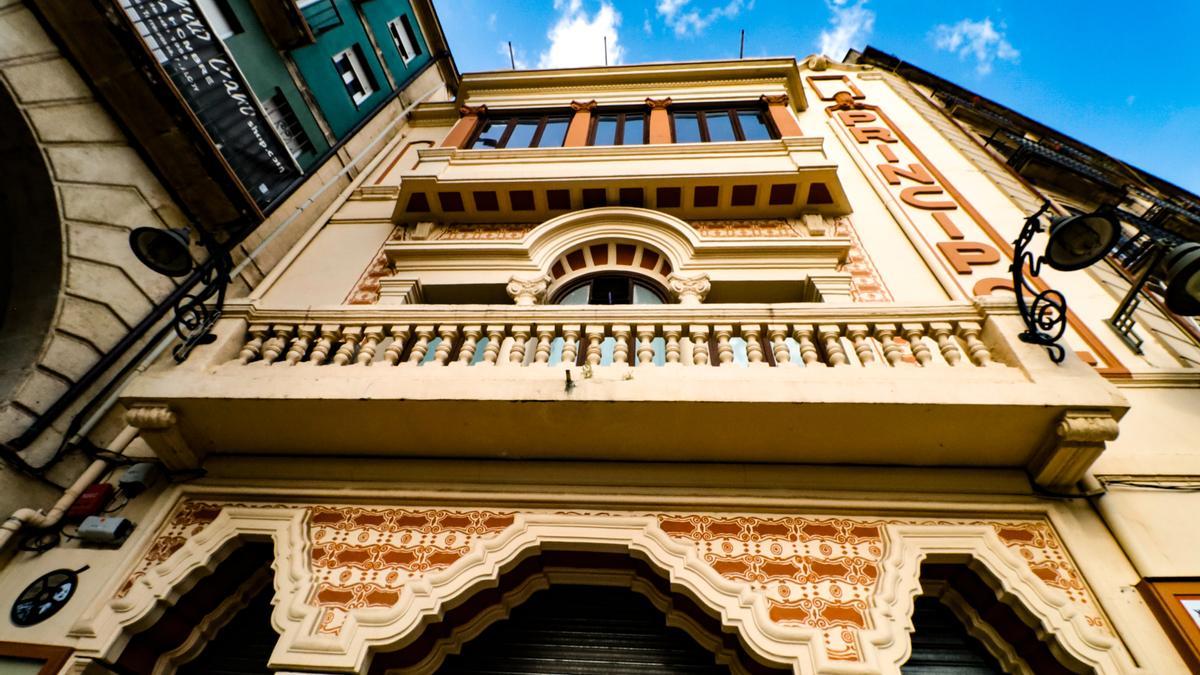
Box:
(524, 207), (700, 274)
(71, 503), (1142, 675)
(0, 76), (63, 407)
(0, 1), (190, 476)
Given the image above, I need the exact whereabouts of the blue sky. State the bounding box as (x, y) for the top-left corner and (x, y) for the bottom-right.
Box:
(435, 0), (1200, 194)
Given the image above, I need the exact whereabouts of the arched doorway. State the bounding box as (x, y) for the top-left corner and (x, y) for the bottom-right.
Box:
(0, 80), (62, 401)
(367, 550), (792, 675)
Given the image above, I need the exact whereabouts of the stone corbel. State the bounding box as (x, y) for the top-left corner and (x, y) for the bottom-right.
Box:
(125, 404), (202, 471)
(667, 273), (711, 305)
(378, 276), (424, 305)
(506, 275), (552, 306)
(1029, 410), (1120, 491)
(807, 272), (854, 303)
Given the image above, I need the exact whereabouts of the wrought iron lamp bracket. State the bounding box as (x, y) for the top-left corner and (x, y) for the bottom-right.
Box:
(171, 247), (233, 363)
(1011, 202), (1069, 363)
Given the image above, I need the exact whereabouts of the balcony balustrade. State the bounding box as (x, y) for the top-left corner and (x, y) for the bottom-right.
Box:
(123, 298), (1126, 490)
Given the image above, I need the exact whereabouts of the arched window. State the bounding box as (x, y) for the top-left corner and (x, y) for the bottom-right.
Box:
(554, 274), (666, 305)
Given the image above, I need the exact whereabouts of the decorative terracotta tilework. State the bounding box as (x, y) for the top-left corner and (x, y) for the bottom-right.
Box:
(432, 223), (532, 240)
(116, 501), (225, 597)
(833, 217), (893, 302)
(307, 507), (515, 635)
(346, 251), (393, 305)
(658, 515), (886, 662)
(690, 219), (802, 238)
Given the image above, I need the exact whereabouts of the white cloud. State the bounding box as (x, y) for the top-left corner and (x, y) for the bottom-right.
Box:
(817, 0), (874, 59)
(1126, 95), (1136, 106)
(538, 0), (623, 68)
(655, 0), (747, 38)
(487, 13), (497, 30)
(930, 18), (1019, 75)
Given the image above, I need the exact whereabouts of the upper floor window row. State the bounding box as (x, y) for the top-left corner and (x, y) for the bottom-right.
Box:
(467, 104), (779, 149)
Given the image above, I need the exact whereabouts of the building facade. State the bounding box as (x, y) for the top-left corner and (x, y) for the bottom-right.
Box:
(2, 38), (1200, 675)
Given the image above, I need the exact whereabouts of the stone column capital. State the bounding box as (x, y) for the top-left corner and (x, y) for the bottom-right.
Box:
(760, 94), (790, 107)
(645, 97), (673, 110)
(506, 275), (552, 306)
(667, 273), (711, 305)
(570, 100), (598, 112)
(459, 104), (488, 117)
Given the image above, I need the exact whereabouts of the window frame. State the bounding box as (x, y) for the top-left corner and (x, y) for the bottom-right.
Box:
(669, 105), (779, 143)
(387, 14), (421, 65)
(332, 44), (377, 108)
(587, 109), (648, 146)
(551, 273), (668, 306)
(467, 112), (572, 150)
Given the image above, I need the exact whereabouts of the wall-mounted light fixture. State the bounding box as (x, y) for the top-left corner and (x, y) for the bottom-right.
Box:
(1109, 241), (1200, 352)
(1011, 202), (1119, 363)
(128, 227), (231, 363)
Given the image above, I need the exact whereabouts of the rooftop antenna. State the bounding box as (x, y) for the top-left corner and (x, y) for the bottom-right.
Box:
(508, 41), (516, 69)
(604, 35), (608, 66)
(739, 29), (745, 59)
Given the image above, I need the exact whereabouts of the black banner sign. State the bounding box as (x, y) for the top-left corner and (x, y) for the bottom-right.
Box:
(120, 0), (300, 208)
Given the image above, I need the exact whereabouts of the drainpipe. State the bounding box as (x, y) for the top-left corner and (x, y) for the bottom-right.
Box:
(0, 425), (138, 551)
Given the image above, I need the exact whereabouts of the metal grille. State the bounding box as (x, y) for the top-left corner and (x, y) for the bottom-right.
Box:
(902, 597), (1003, 674)
(440, 585), (733, 674)
(261, 88), (314, 159)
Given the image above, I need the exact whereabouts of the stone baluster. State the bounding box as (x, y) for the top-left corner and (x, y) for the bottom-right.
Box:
(405, 326), (435, 366)
(534, 325), (555, 365)
(846, 324), (876, 367)
(262, 325), (294, 364)
(507, 325), (530, 365)
(768, 325), (791, 365)
(333, 326), (362, 366)
(310, 325), (340, 365)
(239, 325), (269, 364)
(714, 325), (734, 366)
(454, 326), (482, 366)
(636, 325), (656, 367)
(384, 326), (410, 365)
(818, 324), (848, 367)
(356, 326), (383, 366)
(561, 325), (581, 366)
(793, 326), (822, 367)
(663, 325), (682, 366)
(930, 322), (963, 366)
(741, 325), (765, 366)
(286, 325), (315, 365)
(957, 322), (994, 367)
(433, 325), (458, 366)
(482, 325), (505, 366)
(585, 325), (605, 366)
(611, 325), (631, 365)
(874, 324), (905, 368)
(688, 325), (710, 366)
(902, 323), (933, 367)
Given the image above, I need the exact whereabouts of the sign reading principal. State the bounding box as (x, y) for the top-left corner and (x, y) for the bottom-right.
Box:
(120, 0), (300, 208)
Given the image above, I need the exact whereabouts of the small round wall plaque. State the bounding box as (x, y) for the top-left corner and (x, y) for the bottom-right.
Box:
(10, 566), (86, 627)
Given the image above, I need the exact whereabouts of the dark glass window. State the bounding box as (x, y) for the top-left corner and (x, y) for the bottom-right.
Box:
(467, 114), (571, 149)
(593, 114), (619, 145)
(738, 110), (773, 140)
(554, 275), (665, 305)
(672, 108), (778, 143)
(505, 119), (539, 148)
(538, 117), (570, 147)
(673, 112), (702, 143)
(622, 114), (644, 145)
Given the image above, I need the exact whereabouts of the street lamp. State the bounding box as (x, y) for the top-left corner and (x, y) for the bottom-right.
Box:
(1011, 202), (1119, 363)
(129, 227), (232, 362)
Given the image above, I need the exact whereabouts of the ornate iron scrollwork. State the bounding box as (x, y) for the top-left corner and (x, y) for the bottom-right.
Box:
(1010, 202), (1068, 363)
(171, 249), (232, 363)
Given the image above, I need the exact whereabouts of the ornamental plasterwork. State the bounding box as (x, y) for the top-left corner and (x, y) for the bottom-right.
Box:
(432, 223), (532, 240)
(82, 499), (1138, 675)
(834, 216), (894, 302)
(690, 219), (803, 238)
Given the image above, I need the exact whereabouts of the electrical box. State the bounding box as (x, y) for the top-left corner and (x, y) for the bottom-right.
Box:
(66, 483), (113, 521)
(118, 462), (159, 497)
(76, 516), (134, 545)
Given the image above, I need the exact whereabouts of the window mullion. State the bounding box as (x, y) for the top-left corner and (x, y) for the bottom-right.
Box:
(697, 111), (710, 142)
(496, 119), (517, 149)
(729, 110), (746, 141)
(529, 116), (548, 148)
(615, 114), (625, 146)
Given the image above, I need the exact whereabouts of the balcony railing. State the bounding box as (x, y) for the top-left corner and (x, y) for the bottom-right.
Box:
(123, 299), (1127, 490)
